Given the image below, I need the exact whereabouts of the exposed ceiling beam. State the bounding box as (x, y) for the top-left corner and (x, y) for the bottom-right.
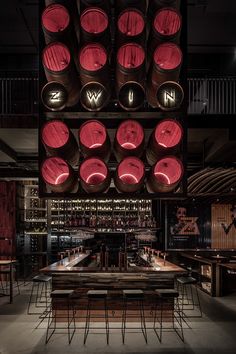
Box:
(0, 139), (18, 161)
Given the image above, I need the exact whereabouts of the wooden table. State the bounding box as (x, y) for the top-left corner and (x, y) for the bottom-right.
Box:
(0, 260), (17, 303)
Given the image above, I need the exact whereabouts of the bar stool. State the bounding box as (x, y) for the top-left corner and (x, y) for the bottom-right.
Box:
(176, 276), (202, 318)
(0, 266), (20, 296)
(154, 289), (184, 342)
(84, 290), (109, 345)
(46, 289), (76, 344)
(27, 274), (52, 315)
(121, 289), (147, 344)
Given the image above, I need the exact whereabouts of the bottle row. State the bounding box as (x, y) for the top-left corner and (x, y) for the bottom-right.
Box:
(41, 119), (183, 167)
(41, 155), (183, 194)
(51, 212), (157, 230)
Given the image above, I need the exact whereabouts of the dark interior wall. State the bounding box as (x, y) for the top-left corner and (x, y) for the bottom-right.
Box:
(0, 181), (16, 257)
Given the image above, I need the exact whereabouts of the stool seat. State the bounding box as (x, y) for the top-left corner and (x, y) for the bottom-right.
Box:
(33, 275), (51, 283)
(0, 268), (14, 273)
(123, 289), (144, 299)
(155, 289), (179, 298)
(51, 290), (74, 298)
(87, 290), (108, 298)
(176, 276), (197, 285)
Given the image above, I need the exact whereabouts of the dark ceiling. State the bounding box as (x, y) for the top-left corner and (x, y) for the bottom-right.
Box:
(0, 0), (236, 177)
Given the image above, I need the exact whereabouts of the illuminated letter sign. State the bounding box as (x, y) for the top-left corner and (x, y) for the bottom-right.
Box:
(41, 82), (68, 111)
(156, 81), (184, 111)
(80, 82), (109, 111)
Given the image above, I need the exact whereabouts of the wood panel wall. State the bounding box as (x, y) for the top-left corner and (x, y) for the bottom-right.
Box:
(211, 204), (236, 249)
(0, 181), (16, 257)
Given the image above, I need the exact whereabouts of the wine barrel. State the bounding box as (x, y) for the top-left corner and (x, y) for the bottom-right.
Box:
(78, 120), (111, 162)
(115, 157), (145, 193)
(41, 157), (78, 193)
(78, 0), (111, 15)
(42, 42), (80, 107)
(41, 81), (68, 111)
(42, 4), (71, 44)
(114, 120), (145, 162)
(79, 157), (111, 193)
(148, 0), (181, 15)
(78, 43), (109, 87)
(118, 81), (145, 111)
(146, 156), (183, 193)
(117, 9), (146, 47)
(41, 120), (79, 166)
(80, 8), (110, 48)
(147, 42), (182, 107)
(116, 43), (145, 89)
(116, 0), (147, 15)
(80, 82), (110, 111)
(45, 0), (80, 44)
(146, 119), (183, 165)
(148, 8), (182, 60)
(42, 3), (80, 69)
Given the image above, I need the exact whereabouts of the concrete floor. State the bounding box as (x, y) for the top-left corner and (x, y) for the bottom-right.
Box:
(0, 284), (236, 354)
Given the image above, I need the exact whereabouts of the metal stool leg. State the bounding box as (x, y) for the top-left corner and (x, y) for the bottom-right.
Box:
(140, 299), (147, 343)
(121, 297), (127, 344)
(84, 298), (91, 345)
(174, 297), (185, 342)
(104, 297), (109, 345)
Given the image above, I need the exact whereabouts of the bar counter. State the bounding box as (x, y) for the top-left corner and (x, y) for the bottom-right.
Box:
(41, 252), (186, 321)
(40, 252), (185, 294)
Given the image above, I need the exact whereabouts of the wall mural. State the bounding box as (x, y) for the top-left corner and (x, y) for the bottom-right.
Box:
(211, 204), (236, 249)
(166, 202), (211, 249)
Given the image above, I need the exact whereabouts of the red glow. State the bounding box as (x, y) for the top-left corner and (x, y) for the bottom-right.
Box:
(80, 8), (108, 34)
(43, 42), (70, 72)
(154, 8), (181, 36)
(118, 157), (145, 185)
(118, 10), (145, 36)
(116, 120), (144, 150)
(79, 120), (107, 149)
(42, 4), (70, 33)
(154, 157), (183, 185)
(154, 119), (183, 148)
(41, 157), (69, 185)
(42, 120), (69, 148)
(79, 44), (107, 71)
(154, 43), (182, 70)
(80, 158), (108, 185)
(117, 43), (145, 69)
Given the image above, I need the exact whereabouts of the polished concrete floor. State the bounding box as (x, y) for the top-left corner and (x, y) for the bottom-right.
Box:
(0, 283), (236, 354)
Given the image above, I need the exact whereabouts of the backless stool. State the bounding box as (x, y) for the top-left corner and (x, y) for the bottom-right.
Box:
(154, 289), (184, 342)
(27, 274), (51, 315)
(84, 290), (109, 345)
(121, 289), (147, 344)
(176, 276), (202, 318)
(45, 290), (76, 344)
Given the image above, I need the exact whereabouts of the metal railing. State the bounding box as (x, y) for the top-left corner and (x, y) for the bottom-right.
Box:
(188, 77), (236, 115)
(0, 77), (38, 115)
(0, 76), (236, 115)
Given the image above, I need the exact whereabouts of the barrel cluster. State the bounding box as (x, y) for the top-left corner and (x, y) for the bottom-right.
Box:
(41, 0), (183, 111)
(40, 0), (186, 196)
(40, 118), (184, 194)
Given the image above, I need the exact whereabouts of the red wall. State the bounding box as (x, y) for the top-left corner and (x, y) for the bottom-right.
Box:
(0, 181), (16, 258)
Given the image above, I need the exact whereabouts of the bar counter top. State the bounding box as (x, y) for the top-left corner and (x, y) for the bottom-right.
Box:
(40, 252), (185, 274)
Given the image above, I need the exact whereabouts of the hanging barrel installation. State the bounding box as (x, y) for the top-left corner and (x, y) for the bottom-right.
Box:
(146, 119), (183, 165)
(115, 157), (145, 193)
(41, 120), (79, 166)
(114, 120), (145, 162)
(41, 157), (78, 193)
(79, 158), (111, 194)
(146, 156), (183, 193)
(78, 120), (111, 162)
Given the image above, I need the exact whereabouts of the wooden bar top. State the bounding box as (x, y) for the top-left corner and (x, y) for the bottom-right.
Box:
(40, 252), (185, 274)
